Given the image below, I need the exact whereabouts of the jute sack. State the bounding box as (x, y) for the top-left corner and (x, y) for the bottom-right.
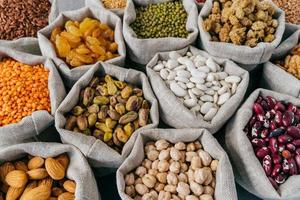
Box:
(55, 62), (159, 170)
(0, 47), (66, 147)
(0, 142), (100, 200)
(123, 0), (199, 65)
(198, 0), (285, 67)
(86, 0), (126, 17)
(38, 6), (126, 88)
(146, 46), (249, 133)
(225, 89), (300, 200)
(117, 128), (238, 200)
(261, 24), (300, 98)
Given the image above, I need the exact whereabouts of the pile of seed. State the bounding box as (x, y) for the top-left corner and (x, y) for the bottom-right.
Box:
(272, 0), (300, 25)
(131, 1), (189, 39)
(102, 0), (126, 9)
(0, 0), (51, 40)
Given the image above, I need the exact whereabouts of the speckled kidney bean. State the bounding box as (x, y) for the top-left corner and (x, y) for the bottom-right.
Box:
(263, 155), (272, 176)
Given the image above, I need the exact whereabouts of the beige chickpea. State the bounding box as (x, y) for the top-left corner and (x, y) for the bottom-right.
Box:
(142, 159), (153, 170)
(180, 163), (188, 173)
(174, 142), (186, 150)
(190, 181), (204, 196)
(185, 152), (197, 162)
(136, 166), (147, 177)
(135, 184), (149, 195)
(156, 172), (167, 184)
(125, 173), (135, 186)
(142, 193), (155, 200)
(186, 169), (195, 182)
(176, 182), (190, 197)
(203, 167), (213, 186)
(179, 151), (186, 163)
(178, 173), (188, 183)
(167, 172), (178, 185)
(186, 143), (196, 152)
(164, 184), (177, 193)
(145, 143), (156, 153)
(169, 161), (180, 174)
(198, 150), (212, 167)
(204, 186), (214, 196)
(171, 194), (181, 200)
(147, 149), (159, 161)
(210, 177), (216, 188)
(154, 182), (165, 192)
(159, 149), (171, 161)
(150, 190), (159, 199)
(210, 160), (219, 171)
(134, 195), (142, 200)
(142, 174), (157, 188)
(158, 191), (171, 200)
(155, 139), (170, 150)
(186, 195), (199, 200)
(191, 156), (202, 170)
(170, 147), (181, 161)
(152, 160), (159, 170)
(199, 194), (213, 200)
(194, 168), (207, 184)
(158, 160), (170, 172)
(194, 141), (202, 150)
(148, 169), (158, 177)
(135, 177), (143, 185)
(125, 185), (136, 197)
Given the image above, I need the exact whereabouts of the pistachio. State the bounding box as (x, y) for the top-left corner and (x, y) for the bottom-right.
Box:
(119, 111), (138, 124)
(134, 120), (140, 129)
(72, 106), (85, 116)
(110, 96), (118, 107)
(117, 95), (128, 104)
(83, 87), (94, 106)
(93, 129), (104, 139)
(96, 85), (108, 96)
(93, 96), (109, 105)
(98, 105), (108, 120)
(142, 100), (150, 109)
(105, 75), (114, 83)
(115, 81), (127, 89)
(121, 86), (133, 99)
(115, 103), (126, 115)
(107, 81), (118, 95)
(116, 127), (129, 143)
(107, 110), (121, 121)
(126, 96), (140, 111)
(105, 118), (117, 129)
(77, 115), (88, 131)
(83, 128), (92, 136)
(113, 131), (122, 147)
(103, 132), (113, 142)
(139, 109), (150, 127)
(65, 116), (77, 130)
(88, 113), (97, 127)
(133, 88), (143, 97)
(73, 127), (81, 133)
(88, 104), (99, 114)
(95, 122), (113, 133)
(89, 77), (100, 88)
(124, 123), (135, 137)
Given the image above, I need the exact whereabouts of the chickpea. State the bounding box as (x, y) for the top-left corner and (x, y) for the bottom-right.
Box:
(145, 143), (156, 153)
(203, 167), (213, 186)
(158, 191), (171, 200)
(142, 193), (155, 200)
(174, 142), (186, 150)
(158, 160), (169, 172)
(171, 194), (181, 200)
(186, 195), (199, 200)
(186, 143), (196, 151)
(180, 163), (188, 173)
(134, 196), (142, 200)
(167, 172), (178, 185)
(204, 186), (214, 195)
(198, 150), (212, 167)
(156, 172), (167, 184)
(170, 147), (181, 161)
(186, 169), (195, 182)
(194, 168), (207, 184)
(179, 151), (186, 163)
(147, 149), (159, 161)
(142, 159), (153, 170)
(159, 149), (170, 161)
(185, 152), (197, 162)
(148, 169), (158, 176)
(136, 166), (147, 177)
(135, 184), (149, 195)
(194, 141), (202, 150)
(125, 173), (135, 186)
(149, 190), (158, 199)
(164, 184), (177, 193)
(190, 181), (204, 196)
(155, 139), (170, 150)
(152, 160), (159, 170)
(210, 177), (216, 188)
(191, 156), (202, 170)
(125, 185), (136, 197)
(176, 182), (190, 197)
(154, 182), (165, 192)
(178, 173), (188, 183)
(169, 161), (180, 174)
(210, 160), (219, 171)
(142, 174), (157, 188)
(135, 177), (143, 185)
(200, 194), (213, 200)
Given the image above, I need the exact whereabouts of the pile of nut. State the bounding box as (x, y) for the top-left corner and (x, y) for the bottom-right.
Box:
(0, 154), (76, 200)
(151, 51), (241, 121)
(244, 95), (300, 189)
(102, 0), (126, 9)
(272, 0), (300, 25)
(65, 75), (151, 153)
(203, 0), (279, 47)
(275, 43), (300, 79)
(124, 139), (218, 200)
(50, 17), (119, 68)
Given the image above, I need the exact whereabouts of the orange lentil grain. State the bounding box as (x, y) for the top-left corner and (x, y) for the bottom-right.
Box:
(0, 59), (51, 126)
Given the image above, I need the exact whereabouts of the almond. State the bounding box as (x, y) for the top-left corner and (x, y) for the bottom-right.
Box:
(14, 161), (28, 172)
(5, 170), (28, 188)
(0, 162), (15, 183)
(52, 187), (64, 197)
(38, 177), (53, 188)
(20, 185), (51, 200)
(58, 192), (75, 200)
(63, 180), (76, 193)
(27, 168), (48, 180)
(22, 181), (37, 195)
(28, 157), (44, 170)
(6, 186), (25, 200)
(56, 154), (69, 170)
(45, 158), (65, 181)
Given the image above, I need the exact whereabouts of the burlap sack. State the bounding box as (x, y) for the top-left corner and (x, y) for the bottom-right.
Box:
(123, 0), (199, 65)
(0, 142), (100, 200)
(55, 62), (159, 170)
(117, 128), (238, 200)
(198, 0), (285, 66)
(0, 47), (66, 147)
(38, 6), (126, 88)
(86, 0), (125, 17)
(261, 24), (300, 98)
(225, 88), (300, 200)
(146, 46), (249, 133)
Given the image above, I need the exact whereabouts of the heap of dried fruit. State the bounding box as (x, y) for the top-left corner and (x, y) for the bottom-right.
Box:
(244, 95), (300, 189)
(0, 154), (76, 200)
(124, 139), (218, 200)
(50, 17), (119, 68)
(275, 43), (300, 79)
(203, 0), (279, 47)
(102, 0), (127, 9)
(64, 75), (151, 153)
(0, 59), (50, 126)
